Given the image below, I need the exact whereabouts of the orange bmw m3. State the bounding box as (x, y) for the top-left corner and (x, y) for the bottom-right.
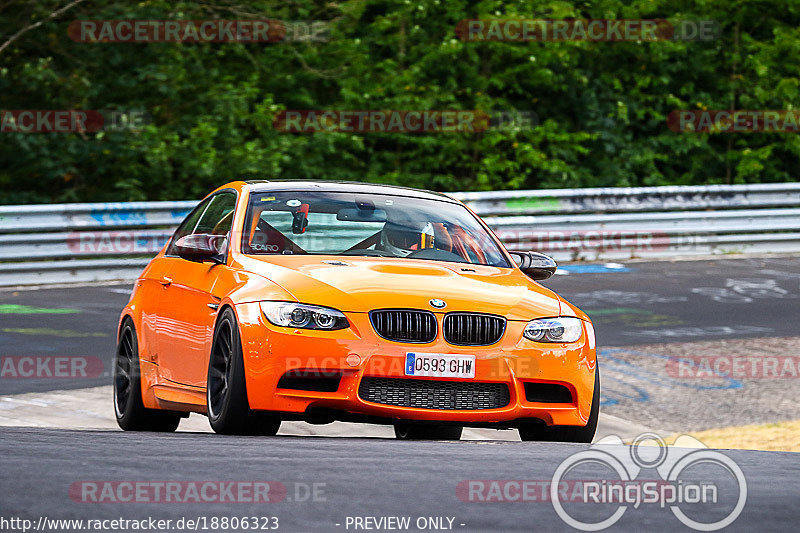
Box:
(114, 180), (598, 441)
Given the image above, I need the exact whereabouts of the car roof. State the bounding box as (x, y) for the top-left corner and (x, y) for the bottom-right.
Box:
(244, 180), (459, 203)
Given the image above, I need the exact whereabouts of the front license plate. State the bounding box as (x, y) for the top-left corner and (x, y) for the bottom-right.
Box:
(405, 353), (476, 378)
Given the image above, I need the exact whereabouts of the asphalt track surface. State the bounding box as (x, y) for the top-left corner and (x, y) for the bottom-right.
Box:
(2, 427), (798, 533)
(1, 256), (798, 396)
(1, 257), (799, 532)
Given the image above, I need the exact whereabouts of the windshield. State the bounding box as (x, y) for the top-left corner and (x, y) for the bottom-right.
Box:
(241, 191), (510, 268)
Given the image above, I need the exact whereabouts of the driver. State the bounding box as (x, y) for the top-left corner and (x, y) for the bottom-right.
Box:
(379, 219), (435, 257)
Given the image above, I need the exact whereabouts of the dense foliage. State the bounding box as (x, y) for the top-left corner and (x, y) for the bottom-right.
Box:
(1, 0), (799, 204)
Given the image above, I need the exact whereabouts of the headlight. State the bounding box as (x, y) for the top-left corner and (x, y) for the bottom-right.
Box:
(260, 302), (349, 330)
(523, 317), (583, 343)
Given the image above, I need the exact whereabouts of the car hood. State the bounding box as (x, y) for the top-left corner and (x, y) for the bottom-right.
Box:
(235, 255), (562, 321)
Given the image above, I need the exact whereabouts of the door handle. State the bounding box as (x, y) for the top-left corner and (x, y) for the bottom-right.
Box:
(160, 277), (172, 287)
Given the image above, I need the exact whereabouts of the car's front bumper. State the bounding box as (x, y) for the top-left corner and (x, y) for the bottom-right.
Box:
(235, 302), (596, 427)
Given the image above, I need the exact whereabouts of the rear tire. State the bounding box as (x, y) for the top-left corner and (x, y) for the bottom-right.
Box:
(206, 308), (281, 436)
(519, 367), (600, 443)
(394, 423), (462, 440)
(113, 319), (181, 432)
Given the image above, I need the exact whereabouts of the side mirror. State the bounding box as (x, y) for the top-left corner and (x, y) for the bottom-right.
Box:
(509, 251), (557, 280)
(174, 234), (227, 263)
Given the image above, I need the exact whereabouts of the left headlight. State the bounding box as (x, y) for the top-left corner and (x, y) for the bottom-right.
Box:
(260, 301), (349, 330)
(523, 317), (583, 343)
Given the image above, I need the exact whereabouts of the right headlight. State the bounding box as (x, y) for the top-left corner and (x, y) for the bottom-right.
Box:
(260, 301), (349, 330)
(523, 317), (583, 343)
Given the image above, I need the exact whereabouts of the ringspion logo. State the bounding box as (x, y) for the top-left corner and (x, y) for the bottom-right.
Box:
(458, 434), (746, 531)
(551, 434), (746, 531)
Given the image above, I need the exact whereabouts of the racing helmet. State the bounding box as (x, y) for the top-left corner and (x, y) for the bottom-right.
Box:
(380, 220), (435, 256)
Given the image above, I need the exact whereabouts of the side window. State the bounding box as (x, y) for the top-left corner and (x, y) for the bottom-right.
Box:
(166, 192), (237, 256)
(194, 192), (237, 236)
(166, 197), (213, 256)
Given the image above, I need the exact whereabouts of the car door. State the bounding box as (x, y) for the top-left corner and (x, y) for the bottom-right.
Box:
(136, 255), (175, 365)
(156, 191), (237, 387)
(144, 196), (213, 366)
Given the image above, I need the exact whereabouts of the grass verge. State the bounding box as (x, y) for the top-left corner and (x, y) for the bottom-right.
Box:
(672, 420), (800, 452)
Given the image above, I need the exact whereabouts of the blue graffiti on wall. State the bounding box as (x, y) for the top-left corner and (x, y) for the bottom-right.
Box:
(598, 348), (742, 407)
(89, 208), (147, 226)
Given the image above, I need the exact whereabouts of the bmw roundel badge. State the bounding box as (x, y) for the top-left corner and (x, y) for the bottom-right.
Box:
(429, 298), (447, 309)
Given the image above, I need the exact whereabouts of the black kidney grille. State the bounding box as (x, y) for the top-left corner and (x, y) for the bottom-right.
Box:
(443, 313), (506, 346)
(358, 377), (510, 410)
(370, 309), (437, 343)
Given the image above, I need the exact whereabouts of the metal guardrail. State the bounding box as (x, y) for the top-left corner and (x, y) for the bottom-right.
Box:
(452, 183), (800, 215)
(0, 182), (798, 286)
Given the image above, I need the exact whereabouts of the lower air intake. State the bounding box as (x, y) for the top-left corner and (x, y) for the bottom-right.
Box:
(523, 382), (574, 403)
(358, 377), (510, 410)
(277, 370), (342, 392)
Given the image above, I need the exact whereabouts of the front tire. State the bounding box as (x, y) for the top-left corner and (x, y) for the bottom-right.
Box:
(206, 308), (281, 436)
(113, 319), (181, 432)
(394, 423), (463, 440)
(519, 367), (600, 443)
